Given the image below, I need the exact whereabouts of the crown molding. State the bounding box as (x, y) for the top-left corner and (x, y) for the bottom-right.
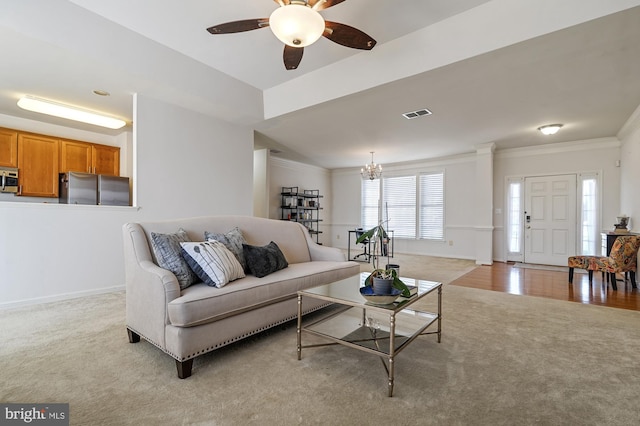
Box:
(495, 137), (620, 159)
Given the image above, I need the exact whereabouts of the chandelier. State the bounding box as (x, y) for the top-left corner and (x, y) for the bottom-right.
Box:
(361, 152), (382, 180)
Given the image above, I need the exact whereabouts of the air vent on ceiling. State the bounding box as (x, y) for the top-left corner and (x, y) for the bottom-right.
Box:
(402, 108), (432, 120)
(270, 149), (282, 154)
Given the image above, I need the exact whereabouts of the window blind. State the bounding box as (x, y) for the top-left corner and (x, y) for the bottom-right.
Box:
(419, 173), (444, 240)
(383, 175), (416, 238)
(361, 178), (380, 229)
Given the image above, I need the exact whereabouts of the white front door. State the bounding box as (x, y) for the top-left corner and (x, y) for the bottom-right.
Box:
(524, 175), (577, 266)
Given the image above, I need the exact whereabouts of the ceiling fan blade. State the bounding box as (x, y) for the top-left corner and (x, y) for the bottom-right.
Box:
(309, 0), (346, 11)
(283, 45), (304, 70)
(207, 18), (269, 34)
(273, 0), (291, 5)
(323, 21), (376, 50)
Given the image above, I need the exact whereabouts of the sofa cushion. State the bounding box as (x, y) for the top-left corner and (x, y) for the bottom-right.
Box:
(181, 241), (245, 288)
(150, 228), (198, 290)
(243, 241), (288, 278)
(205, 227), (248, 272)
(167, 261), (360, 327)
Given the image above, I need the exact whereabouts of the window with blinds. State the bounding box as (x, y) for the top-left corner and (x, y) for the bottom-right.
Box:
(419, 173), (444, 240)
(384, 175), (417, 238)
(361, 171), (444, 240)
(361, 178), (380, 229)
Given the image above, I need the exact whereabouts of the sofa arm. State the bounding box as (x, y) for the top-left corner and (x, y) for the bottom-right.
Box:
(125, 260), (182, 348)
(137, 260), (182, 299)
(308, 242), (347, 262)
(123, 223), (181, 349)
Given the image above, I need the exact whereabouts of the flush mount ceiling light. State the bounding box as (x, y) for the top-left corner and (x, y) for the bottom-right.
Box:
(17, 95), (126, 129)
(538, 124), (563, 135)
(93, 89), (111, 97)
(361, 151), (382, 180)
(269, 3), (325, 47)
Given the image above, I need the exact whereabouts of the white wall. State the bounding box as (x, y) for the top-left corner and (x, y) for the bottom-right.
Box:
(619, 106), (640, 229)
(268, 157), (331, 245)
(330, 138), (623, 264)
(0, 95), (254, 307)
(133, 95), (253, 218)
(493, 138), (622, 262)
(331, 154), (479, 260)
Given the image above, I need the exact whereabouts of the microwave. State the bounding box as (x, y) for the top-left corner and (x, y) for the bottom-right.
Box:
(0, 167), (19, 193)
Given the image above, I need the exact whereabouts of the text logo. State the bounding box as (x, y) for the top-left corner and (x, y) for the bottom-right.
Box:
(1, 404), (69, 425)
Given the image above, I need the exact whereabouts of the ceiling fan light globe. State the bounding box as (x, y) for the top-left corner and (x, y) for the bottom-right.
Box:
(269, 4), (325, 48)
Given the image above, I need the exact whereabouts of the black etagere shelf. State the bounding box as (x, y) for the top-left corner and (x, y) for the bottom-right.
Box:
(280, 186), (323, 244)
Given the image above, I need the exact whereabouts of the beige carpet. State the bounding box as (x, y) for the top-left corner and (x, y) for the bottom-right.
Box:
(349, 251), (478, 283)
(2, 257), (640, 425)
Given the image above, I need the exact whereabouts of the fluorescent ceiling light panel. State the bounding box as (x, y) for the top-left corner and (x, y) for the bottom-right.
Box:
(17, 95), (126, 129)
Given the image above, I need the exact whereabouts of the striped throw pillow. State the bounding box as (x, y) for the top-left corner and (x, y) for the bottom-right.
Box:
(180, 240), (245, 288)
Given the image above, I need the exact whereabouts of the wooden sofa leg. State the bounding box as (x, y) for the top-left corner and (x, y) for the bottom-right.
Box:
(568, 268), (574, 283)
(176, 359), (194, 379)
(588, 270), (593, 283)
(127, 328), (141, 343)
(631, 271), (637, 289)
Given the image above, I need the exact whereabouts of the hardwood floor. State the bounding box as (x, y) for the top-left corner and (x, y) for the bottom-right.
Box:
(450, 262), (640, 311)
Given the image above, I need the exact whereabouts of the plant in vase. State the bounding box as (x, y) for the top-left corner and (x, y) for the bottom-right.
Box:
(356, 221), (410, 297)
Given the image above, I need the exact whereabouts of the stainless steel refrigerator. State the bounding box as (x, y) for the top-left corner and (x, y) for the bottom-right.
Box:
(98, 175), (130, 206)
(59, 172), (97, 205)
(59, 172), (130, 206)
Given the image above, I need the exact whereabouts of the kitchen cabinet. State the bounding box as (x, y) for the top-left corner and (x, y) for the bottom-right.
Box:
(92, 144), (120, 176)
(0, 128), (18, 167)
(17, 133), (60, 197)
(60, 140), (120, 176)
(60, 139), (91, 174)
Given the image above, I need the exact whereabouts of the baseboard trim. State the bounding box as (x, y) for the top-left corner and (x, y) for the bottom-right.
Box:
(0, 285), (125, 310)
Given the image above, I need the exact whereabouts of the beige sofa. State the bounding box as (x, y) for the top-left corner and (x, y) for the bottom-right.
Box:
(122, 215), (359, 378)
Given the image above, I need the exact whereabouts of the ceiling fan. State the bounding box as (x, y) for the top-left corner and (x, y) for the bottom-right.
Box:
(207, 0), (377, 70)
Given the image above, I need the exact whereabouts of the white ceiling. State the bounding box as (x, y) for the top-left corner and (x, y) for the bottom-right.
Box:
(1, 0), (640, 169)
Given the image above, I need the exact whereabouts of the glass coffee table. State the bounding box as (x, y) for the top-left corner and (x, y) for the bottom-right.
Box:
(297, 273), (442, 397)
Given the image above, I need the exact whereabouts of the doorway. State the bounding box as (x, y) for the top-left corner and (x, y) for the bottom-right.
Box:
(523, 174), (577, 266)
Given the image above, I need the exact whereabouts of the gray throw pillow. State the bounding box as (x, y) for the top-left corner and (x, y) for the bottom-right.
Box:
(205, 227), (247, 272)
(150, 228), (199, 290)
(242, 241), (288, 278)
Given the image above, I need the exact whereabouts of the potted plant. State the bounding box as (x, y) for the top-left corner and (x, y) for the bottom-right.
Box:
(356, 220), (410, 297)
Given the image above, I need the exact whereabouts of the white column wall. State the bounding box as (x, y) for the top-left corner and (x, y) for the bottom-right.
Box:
(475, 143), (495, 265)
(619, 106), (640, 229)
